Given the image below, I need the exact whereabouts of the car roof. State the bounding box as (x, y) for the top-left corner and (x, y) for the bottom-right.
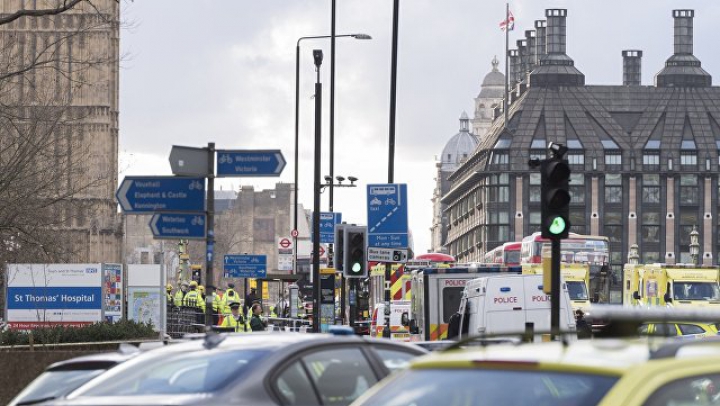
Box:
(46, 352), (137, 371)
(156, 331), (427, 354)
(412, 340), (658, 376)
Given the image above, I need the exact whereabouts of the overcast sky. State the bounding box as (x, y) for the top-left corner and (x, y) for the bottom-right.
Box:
(118, 0), (720, 255)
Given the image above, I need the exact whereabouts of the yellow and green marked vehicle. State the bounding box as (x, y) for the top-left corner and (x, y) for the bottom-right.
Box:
(353, 337), (720, 406)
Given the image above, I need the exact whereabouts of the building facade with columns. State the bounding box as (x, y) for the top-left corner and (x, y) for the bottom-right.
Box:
(443, 9), (718, 291)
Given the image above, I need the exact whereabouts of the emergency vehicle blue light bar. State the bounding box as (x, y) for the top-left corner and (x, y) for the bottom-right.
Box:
(420, 266), (522, 274)
(500, 287), (511, 292)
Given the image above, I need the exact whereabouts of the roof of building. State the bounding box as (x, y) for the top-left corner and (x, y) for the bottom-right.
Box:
(445, 84), (720, 200)
(441, 112), (479, 172)
(478, 56), (505, 99)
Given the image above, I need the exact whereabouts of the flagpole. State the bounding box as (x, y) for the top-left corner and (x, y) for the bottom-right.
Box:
(504, 2), (509, 129)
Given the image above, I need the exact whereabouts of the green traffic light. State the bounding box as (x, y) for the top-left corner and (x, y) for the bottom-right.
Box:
(549, 216), (567, 235)
(352, 262), (362, 273)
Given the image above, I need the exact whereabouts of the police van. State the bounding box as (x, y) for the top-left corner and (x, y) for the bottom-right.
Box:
(458, 274), (576, 338)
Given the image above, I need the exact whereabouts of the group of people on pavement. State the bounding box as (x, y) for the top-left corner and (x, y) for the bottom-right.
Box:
(166, 282), (268, 332)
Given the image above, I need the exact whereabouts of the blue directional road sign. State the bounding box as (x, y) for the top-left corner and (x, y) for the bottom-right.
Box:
(367, 184), (408, 249)
(224, 255), (267, 278)
(313, 212), (342, 244)
(116, 176), (205, 214)
(149, 213), (206, 240)
(216, 150), (286, 177)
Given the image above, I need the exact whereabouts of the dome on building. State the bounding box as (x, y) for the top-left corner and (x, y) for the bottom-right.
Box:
(478, 56), (505, 99)
(441, 112), (478, 172)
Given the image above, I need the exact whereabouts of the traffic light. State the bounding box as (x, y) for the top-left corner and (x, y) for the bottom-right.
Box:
(343, 226), (367, 278)
(541, 147), (571, 240)
(335, 224), (346, 272)
(191, 265), (202, 285)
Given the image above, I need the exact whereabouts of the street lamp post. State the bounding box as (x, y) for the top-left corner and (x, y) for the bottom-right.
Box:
(689, 225), (700, 266)
(293, 33), (371, 279)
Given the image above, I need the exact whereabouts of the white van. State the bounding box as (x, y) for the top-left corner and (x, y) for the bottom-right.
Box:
(458, 274), (576, 339)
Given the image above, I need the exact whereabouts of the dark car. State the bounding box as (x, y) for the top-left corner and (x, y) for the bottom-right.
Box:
(9, 347), (141, 406)
(50, 331), (427, 406)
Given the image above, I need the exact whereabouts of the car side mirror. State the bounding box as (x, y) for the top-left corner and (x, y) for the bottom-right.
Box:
(401, 312), (409, 327)
(632, 291), (641, 300)
(664, 293), (672, 303)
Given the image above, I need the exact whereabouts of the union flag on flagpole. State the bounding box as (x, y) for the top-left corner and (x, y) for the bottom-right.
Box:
(500, 10), (515, 31)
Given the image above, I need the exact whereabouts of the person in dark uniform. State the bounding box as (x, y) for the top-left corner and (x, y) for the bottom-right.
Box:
(575, 309), (592, 339)
(250, 303), (267, 332)
(244, 287), (258, 315)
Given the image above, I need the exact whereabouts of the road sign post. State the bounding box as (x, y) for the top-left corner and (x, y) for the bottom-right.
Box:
(149, 213), (206, 239)
(116, 176), (206, 214)
(216, 150), (286, 177)
(224, 255), (268, 278)
(366, 184), (408, 248)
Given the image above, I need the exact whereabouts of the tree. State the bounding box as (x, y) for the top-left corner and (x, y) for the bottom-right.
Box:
(0, 0), (122, 267)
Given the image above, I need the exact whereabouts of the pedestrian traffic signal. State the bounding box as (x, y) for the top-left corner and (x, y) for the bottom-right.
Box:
(343, 226), (367, 278)
(541, 148), (571, 240)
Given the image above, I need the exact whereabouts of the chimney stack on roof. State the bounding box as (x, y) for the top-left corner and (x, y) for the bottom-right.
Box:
(516, 39), (528, 82)
(525, 30), (538, 72)
(534, 20), (547, 63)
(622, 50), (642, 86)
(530, 9), (584, 87)
(655, 9), (711, 87)
(508, 49), (519, 85)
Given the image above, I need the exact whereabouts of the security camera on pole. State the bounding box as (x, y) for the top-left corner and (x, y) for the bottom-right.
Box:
(532, 142), (571, 337)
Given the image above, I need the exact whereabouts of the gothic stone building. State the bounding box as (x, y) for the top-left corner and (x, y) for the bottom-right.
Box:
(443, 9), (718, 289)
(0, 1), (121, 262)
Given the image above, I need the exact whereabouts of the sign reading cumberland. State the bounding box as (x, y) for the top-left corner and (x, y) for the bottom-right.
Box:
(5, 264), (105, 329)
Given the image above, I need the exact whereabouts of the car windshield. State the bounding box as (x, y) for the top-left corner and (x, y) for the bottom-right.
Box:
(358, 368), (618, 406)
(74, 349), (269, 396)
(567, 281), (589, 301)
(12, 369), (107, 405)
(672, 282), (720, 300)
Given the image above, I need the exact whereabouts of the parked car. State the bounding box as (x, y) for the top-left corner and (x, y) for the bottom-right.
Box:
(639, 321), (719, 339)
(352, 336), (720, 406)
(49, 331), (427, 406)
(9, 345), (142, 406)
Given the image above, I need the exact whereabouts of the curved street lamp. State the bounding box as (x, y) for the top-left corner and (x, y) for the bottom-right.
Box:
(293, 33), (371, 276)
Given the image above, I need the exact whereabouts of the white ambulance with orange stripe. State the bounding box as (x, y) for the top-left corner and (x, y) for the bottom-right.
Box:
(458, 274), (576, 338)
(406, 265), (522, 341)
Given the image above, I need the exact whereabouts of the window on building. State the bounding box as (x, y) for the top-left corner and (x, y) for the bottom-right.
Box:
(643, 153), (660, 169)
(680, 152), (697, 168)
(487, 174), (510, 203)
(529, 150), (545, 161)
(604, 211), (623, 243)
(642, 251), (660, 263)
(642, 211), (660, 243)
(570, 174), (585, 204)
(567, 152), (584, 166)
(529, 173), (541, 202)
(570, 210), (586, 235)
(492, 152), (509, 164)
(605, 153), (622, 166)
(678, 209), (699, 246)
(642, 174), (660, 204)
(679, 175), (699, 205)
(605, 174), (622, 204)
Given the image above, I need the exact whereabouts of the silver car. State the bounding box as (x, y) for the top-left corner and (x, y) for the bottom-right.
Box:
(49, 332), (426, 406)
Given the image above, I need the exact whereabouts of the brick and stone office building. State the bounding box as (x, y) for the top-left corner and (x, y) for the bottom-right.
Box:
(442, 9), (720, 288)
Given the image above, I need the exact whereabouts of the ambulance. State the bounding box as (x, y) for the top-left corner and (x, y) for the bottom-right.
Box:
(623, 263), (720, 308)
(369, 300), (411, 341)
(406, 265), (522, 341)
(458, 274), (577, 338)
(522, 263), (591, 311)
